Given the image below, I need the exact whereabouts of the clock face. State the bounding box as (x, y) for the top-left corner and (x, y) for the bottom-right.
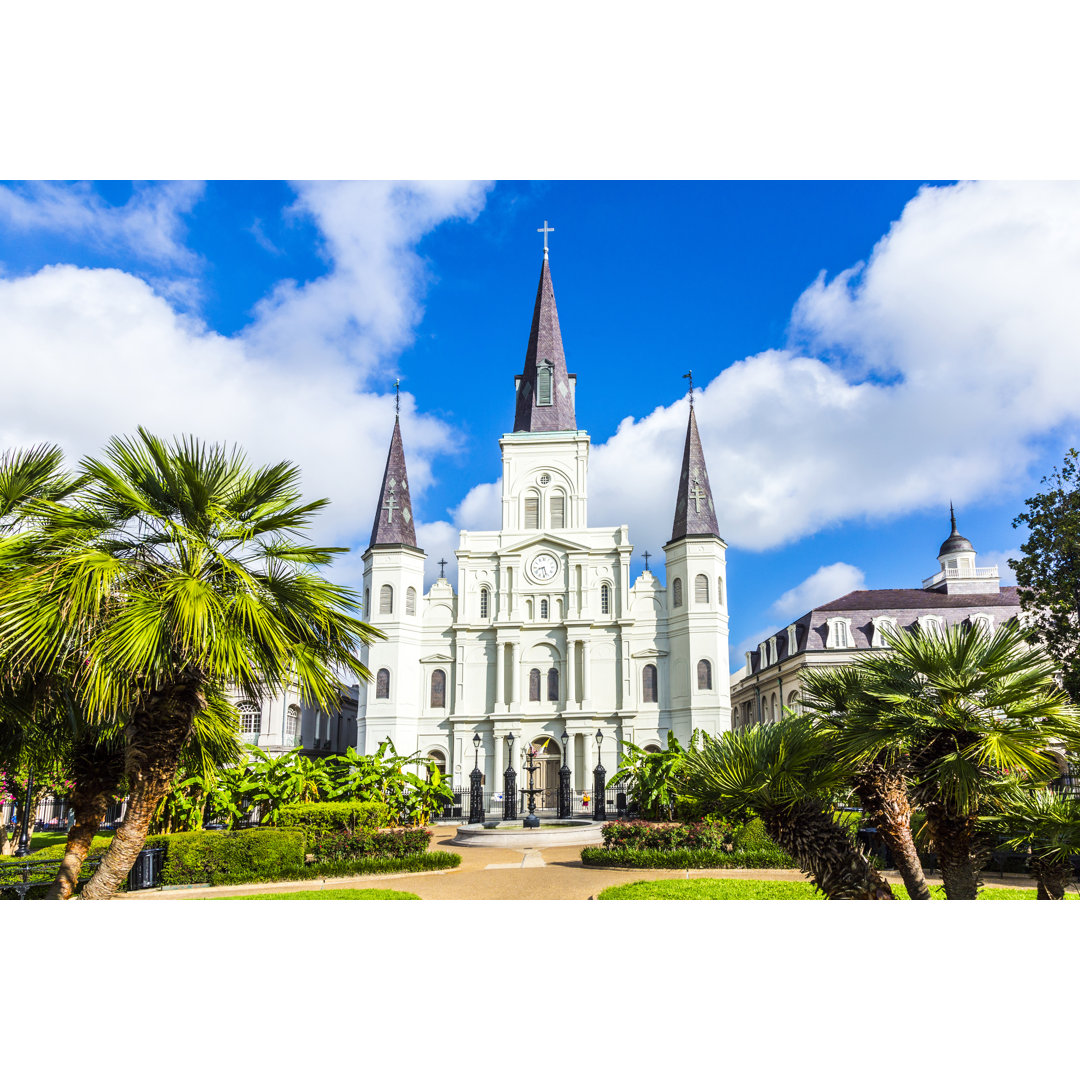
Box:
(530, 553), (558, 581)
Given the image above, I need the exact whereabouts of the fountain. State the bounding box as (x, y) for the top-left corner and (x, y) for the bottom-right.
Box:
(520, 744), (543, 829)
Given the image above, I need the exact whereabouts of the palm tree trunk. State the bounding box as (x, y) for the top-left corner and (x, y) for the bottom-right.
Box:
(1030, 854), (1074, 900)
(80, 682), (201, 900)
(45, 741), (125, 900)
(766, 801), (896, 900)
(853, 763), (931, 900)
(925, 804), (981, 899)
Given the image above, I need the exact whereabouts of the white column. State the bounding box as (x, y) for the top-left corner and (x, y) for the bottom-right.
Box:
(565, 732), (577, 793)
(582, 638), (593, 708)
(566, 638), (577, 708)
(495, 639), (505, 709)
(510, 643), (520, 709)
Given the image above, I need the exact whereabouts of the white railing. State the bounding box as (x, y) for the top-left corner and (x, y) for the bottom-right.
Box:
(922, 565), (998, 589)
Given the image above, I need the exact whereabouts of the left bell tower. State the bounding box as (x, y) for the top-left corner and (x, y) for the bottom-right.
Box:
(358, 411), (425, 755)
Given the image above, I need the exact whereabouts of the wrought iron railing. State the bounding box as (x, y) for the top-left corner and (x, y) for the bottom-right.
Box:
(430, 785), (632, 822)
(1, 797), (128, 834)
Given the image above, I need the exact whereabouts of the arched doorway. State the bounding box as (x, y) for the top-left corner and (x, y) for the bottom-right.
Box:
(530, 736), (563, 808)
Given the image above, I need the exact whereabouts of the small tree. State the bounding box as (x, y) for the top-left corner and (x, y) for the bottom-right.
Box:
(607, 731), (694, 821)
(1011, 448), (1080, 702)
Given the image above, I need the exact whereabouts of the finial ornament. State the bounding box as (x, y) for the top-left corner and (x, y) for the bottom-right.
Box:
(683, 370), (694, 409)
(643, 550), (652, 571)
(537, 220), (554, 258)
(438, 557), (448, 578)
(949, 500), (957, 532)
(394, 379), (401, 417)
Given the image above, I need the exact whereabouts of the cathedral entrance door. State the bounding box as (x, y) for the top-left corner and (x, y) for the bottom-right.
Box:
(530, 737), (563, 810)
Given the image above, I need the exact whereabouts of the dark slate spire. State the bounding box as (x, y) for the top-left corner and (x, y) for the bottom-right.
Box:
(368, 416), (417, 548)
(513, 257), (576, 432)
(938, 501), (974, 557)
(670, 404), (720, 542)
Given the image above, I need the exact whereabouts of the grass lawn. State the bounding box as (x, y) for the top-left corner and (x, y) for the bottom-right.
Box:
(231, 888), (420, 900)
(596, 879), (1074, 900)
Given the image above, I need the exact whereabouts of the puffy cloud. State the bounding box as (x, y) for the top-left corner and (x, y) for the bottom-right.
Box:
(0, 182), (493, 593)
(446, 181), (1080, 565)
(0, 181), (205, 268)
(770, 563), (866, 619)
(979, 549), (1022, 586)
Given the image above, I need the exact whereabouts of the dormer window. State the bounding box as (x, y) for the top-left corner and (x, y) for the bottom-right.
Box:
(537, 360), (553, 406)
(826, 618), (853, 649)
(918, 614), (944, 639)
(872, 617), (899, 648)
(787, 624), (799, 655)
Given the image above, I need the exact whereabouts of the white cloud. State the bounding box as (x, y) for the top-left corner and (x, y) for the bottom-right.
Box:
(731, 623), (782, 675)
(0, 181), (205, 268)
(979, 548), (1022, 586)
(0, 182), (493, 596)
(770, 562), (865, 619)
(448, 181), (1080, 566)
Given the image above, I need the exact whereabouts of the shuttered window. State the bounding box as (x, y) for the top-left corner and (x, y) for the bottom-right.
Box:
(430, 669), (446, 708)
(697, 659), (712, 690)
(672, 578), (683, 607)
(376, 668), (390, 699)
(642, 664), (658, 703)
(529, 668), (541, 701)
(537, 362), (553, 405)
(525, 497), (539, 529)
(695, 574), (709, 604)
(379, 584), (393, 614)
(406, 587), (416, 615)
(549, 495), (565, 529)
(547, 667), (559, 701)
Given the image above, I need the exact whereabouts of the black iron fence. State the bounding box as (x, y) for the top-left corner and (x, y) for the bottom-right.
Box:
(0, 846), (164, 900)
(1, 796), (128, 834)
(431, 785), (635, 822)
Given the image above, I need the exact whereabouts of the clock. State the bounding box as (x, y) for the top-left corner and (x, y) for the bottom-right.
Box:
(530, 553), (558, 581)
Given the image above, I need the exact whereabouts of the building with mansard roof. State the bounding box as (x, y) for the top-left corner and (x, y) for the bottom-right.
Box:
(729, 508), (1020, 730)
(356, 251), (731, 808)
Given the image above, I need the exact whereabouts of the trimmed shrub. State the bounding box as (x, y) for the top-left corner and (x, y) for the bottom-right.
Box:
(600, 819), (728, 851)
(147, 828), (306, 886)
(580, 846), (797, 869)
(301, 851), (460, 878)
(276, 801), (388, 850)
(312, 827), (431, 863)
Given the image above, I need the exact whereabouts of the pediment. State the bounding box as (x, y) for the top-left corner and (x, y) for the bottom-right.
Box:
(631, 648), (669, 659)
(420, 653), (453, 663)
(497, 532), (593, 556)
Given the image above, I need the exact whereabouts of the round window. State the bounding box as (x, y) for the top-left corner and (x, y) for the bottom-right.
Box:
(539, 473), (551, 485)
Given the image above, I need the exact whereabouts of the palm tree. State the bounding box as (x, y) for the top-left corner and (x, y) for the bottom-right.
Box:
(0, 429), (379, 899)
(801, 665), (931, 900)
(678, 714), (895, 900)
(983, 783), (1080, 899)
(834, 622), (1080, 899)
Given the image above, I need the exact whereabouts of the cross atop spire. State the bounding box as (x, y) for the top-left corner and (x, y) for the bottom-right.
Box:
(683, 370), (694, 409)
(368, 413), (418, 550)
(537, 219), (554, 259)
(669, 397), (720, 543)
(394, 378), (400, 417)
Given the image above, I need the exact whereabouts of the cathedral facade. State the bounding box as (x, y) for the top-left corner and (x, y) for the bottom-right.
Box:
(357, 253), (732, 802)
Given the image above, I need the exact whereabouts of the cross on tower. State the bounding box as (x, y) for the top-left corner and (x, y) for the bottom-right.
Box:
(394, 379), (401, 417)
(689, 483), (706, 513)
(643, 550), (652, 571)
(537, 220), (554, 257)
(438, 557), (448, 578)
(383, 493), (399, 523)
(683, 369), (694, 408)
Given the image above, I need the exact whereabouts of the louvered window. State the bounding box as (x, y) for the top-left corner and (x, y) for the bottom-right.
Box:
(406, 587), (416, 615)
(529, 668), (541, 701)
(695, 574), (709, 604)
(600, 584), (610, 615)
(642, 664), (658, 703)
(376, 668), (390, 699)
(537, 361), (553, 405)
(717, 577), (724, 605)
(549, 495), (565, 529)
(430, 669), (446, 708)
(547, 667), (559, 701)
(525, 497), (539, 529)
(672, 578), (683, 607)
(379, 584), (393, 615)
(697, 659), (712, 690)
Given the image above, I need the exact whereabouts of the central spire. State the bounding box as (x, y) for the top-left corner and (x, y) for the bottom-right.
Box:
(670, 399), (720, 542)
(368, 415), (417, 549)
(513, 256), (576, 433)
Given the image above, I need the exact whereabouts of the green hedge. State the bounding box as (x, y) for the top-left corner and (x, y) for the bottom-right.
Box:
(580, 846), (797, 870)
(146, 828), (307, 886)
(276, 801), (388, 849)
(312, 827), (431, 862)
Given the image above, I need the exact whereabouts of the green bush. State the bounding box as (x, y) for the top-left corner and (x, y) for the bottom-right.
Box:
(580, 846), (796, 869)
(276, 801), (388, 849)
(600, 819), (728, 851)
(146, 828), (306, 886)
(312, 827), (431, 862)
(4, 834), (115, 863)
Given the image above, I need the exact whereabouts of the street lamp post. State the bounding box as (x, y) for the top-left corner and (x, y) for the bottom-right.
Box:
(14, 767), (34, 858)
(593, 729), (606, 822)
(468, 731), (485, 824)
(503, 732), (518, 821)
(558, 729), (572, 819)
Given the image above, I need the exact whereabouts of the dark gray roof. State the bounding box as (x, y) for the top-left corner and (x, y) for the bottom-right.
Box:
(368, 416), (418, 548)
(513, 257), (577, 433)
(938, 505), (974, 557)
(670, 406), (721, 542)
(817, 587), (1018, 611)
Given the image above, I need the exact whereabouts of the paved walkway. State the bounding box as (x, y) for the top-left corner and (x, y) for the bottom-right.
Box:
(123, 825), (1043, 900)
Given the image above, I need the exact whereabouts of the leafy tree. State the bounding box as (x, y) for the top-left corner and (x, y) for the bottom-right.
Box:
(801, 664), (931, 900)
(607, 731), (696, 821)
(678, 714), (895, 900)
(0, 429), (378, 898)
(835, 622), (1080, 899)
(1010, 448), (1080, 702)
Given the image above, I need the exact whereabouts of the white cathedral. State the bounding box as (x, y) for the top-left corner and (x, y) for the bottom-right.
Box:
(354, 249), (732, 804)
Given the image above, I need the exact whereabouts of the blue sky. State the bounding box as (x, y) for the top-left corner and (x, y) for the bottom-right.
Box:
(3, 179), (1079, 670)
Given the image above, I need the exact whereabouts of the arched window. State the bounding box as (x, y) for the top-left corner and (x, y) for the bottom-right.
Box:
(697, 659), (712, 690)
(600, 583), (610, 615)
(770, 693), (778, 722)
(285, 703), (300, 745)
(717, 576), (724, 606)
(787, 690), (800, 714)
(529, 668), (541, 702)
(695, 574), (709, 604)
(430, 669), (446, 708)
(376, 668), (390, 699)
(406, 586), (417, 615)
(379, 583), (393, 615)
(524, 495), (540, 529)
(480, 587), (490, 619)
(549, 494), (565, 529)
(537, 360), (553, 406)
(540, 598), (549, 620)
(547, 667), (559, 701)
(238, 700), (261, 736)
(426, 749), (447, 780)
(642, 664), (658, 703)
(672, 578), (683, 607)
